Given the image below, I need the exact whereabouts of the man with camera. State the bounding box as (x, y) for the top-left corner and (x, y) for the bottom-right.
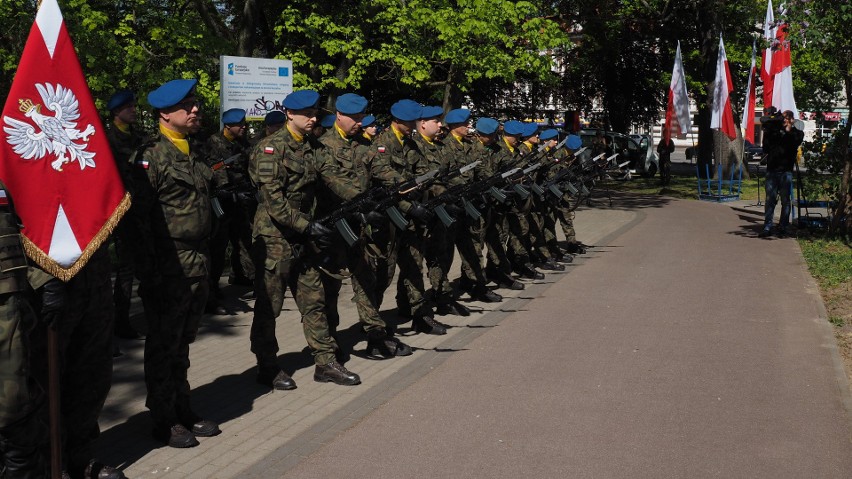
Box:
(759, 108), (804, 238)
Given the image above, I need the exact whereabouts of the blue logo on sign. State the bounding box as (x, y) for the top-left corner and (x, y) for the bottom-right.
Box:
(228, 63), (234, 75)
(278, 67), (289, 77)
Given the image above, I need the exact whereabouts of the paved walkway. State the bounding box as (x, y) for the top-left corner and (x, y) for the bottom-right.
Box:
(98, 192), (852, 478)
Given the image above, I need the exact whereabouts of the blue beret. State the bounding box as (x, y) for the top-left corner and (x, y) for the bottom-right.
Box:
(521, 122), (539, 138)
(320, 114), (336, 128)
(361, 114), (376, 127)
(390, 99), (422, 121)
(147, 79), (198, 109)
(283, 89), (320, 110)
(476, 117), (499, 135)
(222, 108), (246, 125)
(336, 93), (368, 115)
(445, 108), (471, 124)
(264, 110), (286, 125)
(420, 105), (444, 120)
(107, 90), (134, 111)
(566, 134), (582, 150)
(540, 129), (558, 141)
(503, 120), (525, 136)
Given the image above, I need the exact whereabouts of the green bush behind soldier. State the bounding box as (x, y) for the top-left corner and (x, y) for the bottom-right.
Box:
(249, 89), (363, 389)
(442, 110), (502, 303)
(204, 108), (255, 315)
(413, 105), (471, 317)
(361, 100), (447, 335)
(128, 79), (221, 448)
(104, 90), (143, 341)
(316, 93), (412, 359)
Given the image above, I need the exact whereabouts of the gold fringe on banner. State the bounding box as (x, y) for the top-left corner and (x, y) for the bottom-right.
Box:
(23, 192), (132, 282)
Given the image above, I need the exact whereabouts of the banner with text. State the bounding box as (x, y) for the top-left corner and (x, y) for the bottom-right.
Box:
(220, 55), (293, 121)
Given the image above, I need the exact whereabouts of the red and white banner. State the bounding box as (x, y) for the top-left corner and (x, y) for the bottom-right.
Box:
(711, 36), (737, 140)
(761, 0), (776, 109)
(0, 0), (129, 280)
(663, 41), (692, 143)
(741, 42), (758, 144)
(769, 23), (798, 117)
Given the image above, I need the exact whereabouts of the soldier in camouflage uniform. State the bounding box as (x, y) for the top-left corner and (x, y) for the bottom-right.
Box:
(442, 110), (502, 303)
(250, 89), (362, 388)
(470, 118), (525, 292)
(361, 115), (378, 143)
(361, 100), (446, 335)
(0, 179), (125, 478)
(129, 79), (220, 448)
(0, 180), (43, 479)
(317, 93), (412, 359)
(413, 106), (470, 316)
(104, 90), (143, 340)
(533, 129), (572, 264)
(204, 108), (255, 315)
(499, 121), (544, 281)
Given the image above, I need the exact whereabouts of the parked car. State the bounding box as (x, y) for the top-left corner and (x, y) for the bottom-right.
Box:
(744, 141), (763, 162)
(578, 130), (659, 177)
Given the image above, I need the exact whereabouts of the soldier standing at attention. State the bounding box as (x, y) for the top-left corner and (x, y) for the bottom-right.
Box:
(130, 79), (220, 448)
(104, 90), (143, 341)
(317, 93), (412, 359)
(413, 106), (470, 317)
(361, 115), (378, 143)
(205, 108), (255, 315)
(443, 109), (502, 303)
(364, 100), (446, 335)
(250, 89), (362, 388)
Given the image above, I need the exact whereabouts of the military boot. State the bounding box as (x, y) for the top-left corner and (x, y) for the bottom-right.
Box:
(366, 330), (413, 360)
(256, 368), (297, 390)
(79, 460), (127, 479)
(314, 361), (361, 385)
(412, 315), (448, 335)
(152, 424), (198, 448)
(436, 300), (471, 317)
(470, 285), (502, 303)
(516, 263), (545, 280)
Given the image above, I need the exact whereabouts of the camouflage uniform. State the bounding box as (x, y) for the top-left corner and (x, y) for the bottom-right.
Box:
(518, 142), (554, 263)
(204, 132), (255, 295)
(413, 133), (463, 308)
(552, 148), (578, 244)
(129, 131), (213, 431)
(362, 127), (430, 317)
(27, 247), (115, 477)
(105, 121), (143, 334)
(0, 180), (42, 479)
(317, 128), (386, 335)
(502, 141), (534, 270)
(250, 128), (359, 368)
(443, 133), (488, 290)
(470, 138), (515, 279)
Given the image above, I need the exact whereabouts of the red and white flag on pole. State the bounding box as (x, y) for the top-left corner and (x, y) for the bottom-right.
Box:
(741, 42), (758, 144)
(0, 0), (129, 281)
(761, 0), (776, 109)
(770, 22), (798, 117)
(663, 41), (692, 143)
(711, 36), (737, 140)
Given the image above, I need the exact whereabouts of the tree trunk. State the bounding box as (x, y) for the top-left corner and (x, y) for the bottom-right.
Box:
(695, 1), (719, 179)
(440, 64), (455, 112)
(237, 0), (262, 57)
(830, 74), (852, 235)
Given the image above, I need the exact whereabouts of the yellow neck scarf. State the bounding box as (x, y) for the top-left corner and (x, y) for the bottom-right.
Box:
(503, 137), (515, 153)
(160, 123), (189, 155)
(287, 124), (304, 143)
(223, 128), (236, 142)
(113, 117), (130, 134)
(391, 124), (406, 145)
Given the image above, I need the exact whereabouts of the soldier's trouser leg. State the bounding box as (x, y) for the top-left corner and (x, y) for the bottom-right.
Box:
(558, 203), (576, 243)
(229, 204), (255, 282)
(347, 244), (386, 334)
(395, 227), (428, 316)
(320, 274), (342, 335)
(250, 237), (291, 370)
(142, 274), (207, 429)
(208, 218), (231, 296)
(369, 224), (397, 311)
(291, 263), (337, 366)
(112, 234), (135, 331)
(541, 201), (561, 256)
(457, 216), (486, 286)
(424, 223), (454, 305)
(0, 294), (44, 479)
(528, 204), (550, 261)
(485, 209), (512, 276)
(506, 198), (532, 268)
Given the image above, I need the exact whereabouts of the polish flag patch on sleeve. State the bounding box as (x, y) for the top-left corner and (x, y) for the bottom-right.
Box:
(264, 146), (275, 154)
(136, 159), (149, 169)
(377, 146), (386, 153)
(0, 190), (8, 206)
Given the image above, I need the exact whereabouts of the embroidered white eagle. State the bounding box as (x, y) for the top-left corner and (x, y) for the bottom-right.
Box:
(3, 82), (96, 171)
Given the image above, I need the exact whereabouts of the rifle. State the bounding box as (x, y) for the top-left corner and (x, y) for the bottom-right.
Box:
(210, 153), (243, 172)
(210, 180), (256, 218)
(420, 161), (482, 227)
